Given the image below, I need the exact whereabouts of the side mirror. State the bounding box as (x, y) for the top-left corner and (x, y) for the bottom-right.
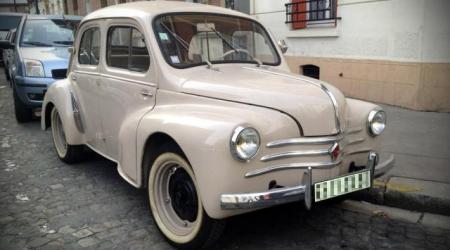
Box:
(278, 39), (288, 54)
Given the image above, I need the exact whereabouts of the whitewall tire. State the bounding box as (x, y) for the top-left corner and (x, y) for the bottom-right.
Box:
(50, 107), (83, 163)
(148, 152), (224, 249)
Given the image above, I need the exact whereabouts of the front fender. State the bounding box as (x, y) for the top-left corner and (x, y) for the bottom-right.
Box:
(41, 79), (84, 145)
(344, 98), (383, 159)
(136, 91), (300, 219)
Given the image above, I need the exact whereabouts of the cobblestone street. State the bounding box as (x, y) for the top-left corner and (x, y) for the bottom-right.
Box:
(0, 70), (449, 250)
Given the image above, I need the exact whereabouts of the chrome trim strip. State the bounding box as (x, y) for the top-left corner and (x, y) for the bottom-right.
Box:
(266, 134), (343, 148)
(73, 70), (156, 87)
(261, 149), (330, 162)
(242, 67), (341, 133)
(70, 92), (84, 133)
(245, 160), (342, 178)
(224, 152), (395, 210)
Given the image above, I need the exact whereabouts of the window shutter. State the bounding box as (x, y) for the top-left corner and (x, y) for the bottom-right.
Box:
(291, 0), (307, 29)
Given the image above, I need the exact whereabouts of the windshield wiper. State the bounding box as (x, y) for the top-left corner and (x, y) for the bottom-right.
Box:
(160, 22), (215, 69)
(209, 27), (263, 67)
(53, 40), (73, 45)
(22, 41), (52, 47)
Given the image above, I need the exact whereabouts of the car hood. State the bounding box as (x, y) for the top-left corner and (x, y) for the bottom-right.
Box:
(20, 46), (70, 76)
(180, 65), (346, 136)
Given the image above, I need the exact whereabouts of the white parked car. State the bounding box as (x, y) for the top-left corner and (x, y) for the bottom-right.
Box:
(41, 1), (394, 249)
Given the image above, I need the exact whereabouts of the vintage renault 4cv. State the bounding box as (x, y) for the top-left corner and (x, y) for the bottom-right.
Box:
(41, 1), (394, 249)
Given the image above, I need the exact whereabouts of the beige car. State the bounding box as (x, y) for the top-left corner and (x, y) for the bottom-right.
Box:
(41, 1), (394, 249)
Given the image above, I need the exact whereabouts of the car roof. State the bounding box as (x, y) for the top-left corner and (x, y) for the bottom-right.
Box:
(83, 1), (250, 23)
(26, 14), (83, 20)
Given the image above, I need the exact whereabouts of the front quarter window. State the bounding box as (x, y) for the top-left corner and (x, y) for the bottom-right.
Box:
(153, 14), (280, 68)
(78, 27), (100, 65)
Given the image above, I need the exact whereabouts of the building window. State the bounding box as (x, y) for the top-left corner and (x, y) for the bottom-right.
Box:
(119, 0), (126, 3)
(101, 0), (107, 8)
(286, 0), (338, 30)
(225, 0), (234, 9)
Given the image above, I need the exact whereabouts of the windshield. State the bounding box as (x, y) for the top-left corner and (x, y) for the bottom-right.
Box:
(154, 14), (280, 68)
(20, 19), (79, 47)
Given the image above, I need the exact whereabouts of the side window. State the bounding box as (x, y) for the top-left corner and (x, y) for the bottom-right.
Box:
(78, 27), (100, 65)
(107, 26), (150, 72)
(107, 27), (130, 69)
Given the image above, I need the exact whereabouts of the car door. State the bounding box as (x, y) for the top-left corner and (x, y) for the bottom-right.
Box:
(100, 19), (156, 181)
(70, 23), (107, 153)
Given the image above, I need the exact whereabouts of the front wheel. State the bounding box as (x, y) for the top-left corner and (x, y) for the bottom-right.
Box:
(148, 152), (225, 249)
(50, 107), (83, 163)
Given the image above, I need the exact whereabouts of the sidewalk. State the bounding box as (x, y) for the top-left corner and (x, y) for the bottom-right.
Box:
(353, 104), (450, 215)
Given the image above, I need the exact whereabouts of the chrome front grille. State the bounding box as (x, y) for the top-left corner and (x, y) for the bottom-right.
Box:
(245, 127), (367, 178)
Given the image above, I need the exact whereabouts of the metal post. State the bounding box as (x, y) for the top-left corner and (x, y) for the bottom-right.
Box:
(14, 0), (17, 12)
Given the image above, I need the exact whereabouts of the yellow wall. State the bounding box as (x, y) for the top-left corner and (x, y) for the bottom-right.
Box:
(285, 56), (450, 112)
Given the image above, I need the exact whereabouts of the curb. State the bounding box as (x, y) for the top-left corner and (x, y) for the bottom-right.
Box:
(349, 177), (450, 217)
(337, 200), (450, 230)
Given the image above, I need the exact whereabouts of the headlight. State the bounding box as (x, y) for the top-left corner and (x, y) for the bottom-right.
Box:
(230, 126), (260, 161)
(367, 109), (386, 136)
(24, 59), (45, 77)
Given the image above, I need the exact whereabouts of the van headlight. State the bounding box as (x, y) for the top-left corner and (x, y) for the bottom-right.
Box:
(230, 126), (260, 161)
(367, 109), (386, 136)
(24, 59), (45, 77)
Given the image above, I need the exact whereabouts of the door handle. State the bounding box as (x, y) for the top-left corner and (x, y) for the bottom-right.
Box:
(71, 75), (77, 81)
(140, 90), (153, 98)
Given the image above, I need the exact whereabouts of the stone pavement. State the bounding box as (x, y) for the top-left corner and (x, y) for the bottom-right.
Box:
(1, 70), (450, 249)
(354, 104), (450, 216)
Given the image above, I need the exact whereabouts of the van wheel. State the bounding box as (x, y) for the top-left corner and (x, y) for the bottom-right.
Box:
(148, 152), (225, 249)
(13, 88), (32, 123)
(51, 107), (83, 163)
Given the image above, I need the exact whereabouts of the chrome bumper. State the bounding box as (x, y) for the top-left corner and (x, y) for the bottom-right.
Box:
(220, 152), (395, 210)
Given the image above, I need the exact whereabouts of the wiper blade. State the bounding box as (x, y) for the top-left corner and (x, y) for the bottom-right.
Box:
(53, 40), (73, 45)
(22, 41), (52, 47)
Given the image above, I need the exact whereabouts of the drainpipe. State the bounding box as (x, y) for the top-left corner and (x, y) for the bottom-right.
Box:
(35, 0), (40, 14)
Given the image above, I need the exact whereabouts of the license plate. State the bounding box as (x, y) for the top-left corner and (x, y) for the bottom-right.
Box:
(314, 170), (371, 202)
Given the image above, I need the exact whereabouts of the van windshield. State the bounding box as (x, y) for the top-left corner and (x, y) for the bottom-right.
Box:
(153, 14), (280, 68)
(20, 19), (79, 47)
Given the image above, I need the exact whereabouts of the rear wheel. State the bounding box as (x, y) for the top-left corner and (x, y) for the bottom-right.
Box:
(148, 152), (225, 249)
(13, 87), (32, 123)
(51, 107), (83, 163)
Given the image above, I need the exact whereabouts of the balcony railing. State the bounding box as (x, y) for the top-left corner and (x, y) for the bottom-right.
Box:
(285, 0), (340, 27)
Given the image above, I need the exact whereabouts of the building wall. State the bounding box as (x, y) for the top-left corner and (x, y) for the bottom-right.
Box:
(252, 0), (450, 111)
